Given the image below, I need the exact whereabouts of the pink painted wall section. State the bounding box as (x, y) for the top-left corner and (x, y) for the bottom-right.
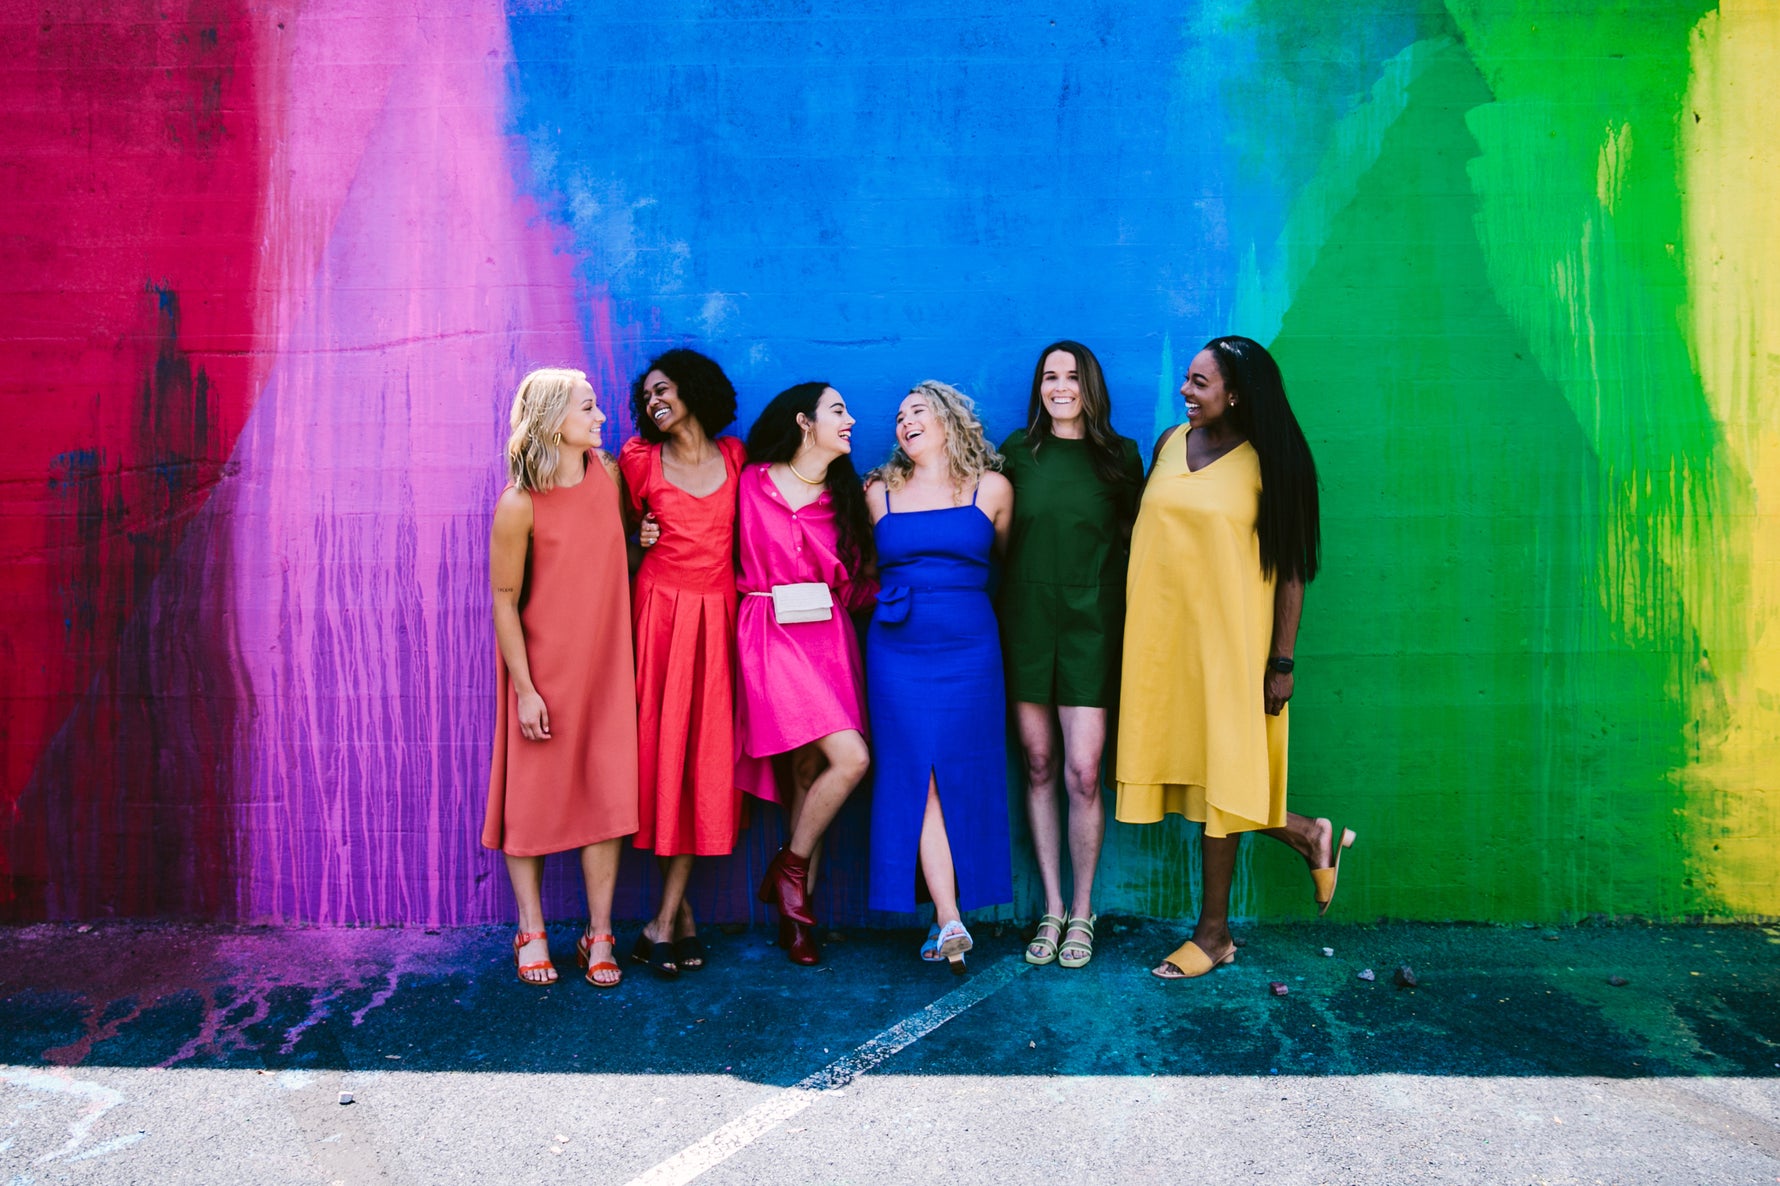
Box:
(225, 1), (596, 923)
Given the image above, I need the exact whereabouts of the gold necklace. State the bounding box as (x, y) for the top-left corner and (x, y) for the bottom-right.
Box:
(787, 459), (825, 485)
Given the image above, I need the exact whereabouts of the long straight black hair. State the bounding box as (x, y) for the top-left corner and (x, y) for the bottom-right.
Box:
(745, 382), (874, 573)
(1204, 336), (1320, 584)
(1025, 340), (1136, 496)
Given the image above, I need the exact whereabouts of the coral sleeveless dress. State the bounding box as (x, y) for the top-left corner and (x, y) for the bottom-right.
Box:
(865, 486), (1012, 913)
(1115, 427), (1287, 836)
(482, 457), (639, 856)
(619, 435), (746, 856)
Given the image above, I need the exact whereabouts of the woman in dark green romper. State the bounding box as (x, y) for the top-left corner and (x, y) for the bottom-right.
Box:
(999, 341), (1142, 968)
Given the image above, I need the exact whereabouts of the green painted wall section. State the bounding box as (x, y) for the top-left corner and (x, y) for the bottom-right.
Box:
(1095, 1), (1779, 924)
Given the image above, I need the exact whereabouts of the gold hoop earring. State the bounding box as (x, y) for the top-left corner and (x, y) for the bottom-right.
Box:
(551, 432), (563, 446)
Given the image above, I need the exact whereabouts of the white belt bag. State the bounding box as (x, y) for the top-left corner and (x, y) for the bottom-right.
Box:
(749, 582), (834, 624)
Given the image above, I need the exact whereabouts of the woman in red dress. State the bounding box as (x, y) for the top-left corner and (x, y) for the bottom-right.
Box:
(483, 367), (638, 988)
(618, 349), (745, 977)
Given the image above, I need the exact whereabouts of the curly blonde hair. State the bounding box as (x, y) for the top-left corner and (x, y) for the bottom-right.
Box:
(871, 380), (1003, 493)
(505, 367), (587, 492)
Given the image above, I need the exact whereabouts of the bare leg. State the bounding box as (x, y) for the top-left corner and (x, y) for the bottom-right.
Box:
(643, 854), (695, 971)
(785, 745), (827, 892)
(505, 853), (553, 983)
(1190, 832), (1240, 953)
(1056, 705), (1108, 923)
(1014, 702), (1065, 958)
(577, 838), (622, 986)
(1260, 812), (1334, 871)
(786, 730), (869, 859)
(919, 774), (961, 926)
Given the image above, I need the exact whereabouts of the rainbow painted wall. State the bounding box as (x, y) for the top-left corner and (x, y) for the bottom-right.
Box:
(2, 0), (1775, 926)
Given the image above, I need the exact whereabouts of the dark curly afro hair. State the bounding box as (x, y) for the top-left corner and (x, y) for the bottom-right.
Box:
(629, 348), (739, 444)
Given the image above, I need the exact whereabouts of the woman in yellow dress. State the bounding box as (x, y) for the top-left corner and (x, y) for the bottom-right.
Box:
(1116, 335), (1355, 980)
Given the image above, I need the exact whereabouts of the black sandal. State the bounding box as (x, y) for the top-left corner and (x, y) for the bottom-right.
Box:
(631, 934), (679, 978)
(674, 934), (707, 971)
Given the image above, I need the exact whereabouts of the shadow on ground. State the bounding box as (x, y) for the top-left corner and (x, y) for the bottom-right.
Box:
(1, 920), (1776, 1083)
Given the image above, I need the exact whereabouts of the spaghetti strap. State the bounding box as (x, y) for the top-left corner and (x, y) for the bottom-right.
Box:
(970, 483), (980, 506)
(885, 486), (893, 513)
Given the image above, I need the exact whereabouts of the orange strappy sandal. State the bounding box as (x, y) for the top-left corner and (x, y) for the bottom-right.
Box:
(577, 930), (622, 988)
(513, 930), (558, 986)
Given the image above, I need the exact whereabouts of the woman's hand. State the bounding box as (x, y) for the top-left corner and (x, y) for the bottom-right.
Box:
(639, 512), (660, 549)
(517, 690), (551, 740)
(1264, 669), (1293, 716)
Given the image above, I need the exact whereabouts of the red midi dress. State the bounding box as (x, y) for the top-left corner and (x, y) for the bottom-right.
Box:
(619, 435), (746, 856)
(482, 457), (639, 856)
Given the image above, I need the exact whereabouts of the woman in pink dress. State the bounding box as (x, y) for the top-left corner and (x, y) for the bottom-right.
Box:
(737, 382), (877, 965)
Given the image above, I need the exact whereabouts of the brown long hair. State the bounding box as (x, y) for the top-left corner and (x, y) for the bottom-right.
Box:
(1024, 340), (1137, 497)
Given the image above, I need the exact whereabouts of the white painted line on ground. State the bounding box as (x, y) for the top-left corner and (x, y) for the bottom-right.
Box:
(622, 955), (1032, 1186)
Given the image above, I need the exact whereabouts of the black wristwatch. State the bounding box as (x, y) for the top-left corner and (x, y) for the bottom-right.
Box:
(1267, 656), (1295, 674)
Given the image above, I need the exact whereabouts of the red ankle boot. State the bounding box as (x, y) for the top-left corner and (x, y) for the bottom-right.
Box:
(785, 920), (820, 966)
(757, 847), (814, 926)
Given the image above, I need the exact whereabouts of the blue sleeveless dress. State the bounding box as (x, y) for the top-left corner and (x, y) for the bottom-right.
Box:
(866, 487), (1013, 914)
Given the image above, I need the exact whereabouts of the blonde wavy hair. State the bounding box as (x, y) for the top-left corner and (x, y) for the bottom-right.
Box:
(871, 380), (1003, 493)
(505, 367), (587, 492)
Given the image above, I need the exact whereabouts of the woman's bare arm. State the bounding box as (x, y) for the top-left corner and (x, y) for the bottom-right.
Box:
(1264, 575), (1303, 716)
(491, 487), (550, 740)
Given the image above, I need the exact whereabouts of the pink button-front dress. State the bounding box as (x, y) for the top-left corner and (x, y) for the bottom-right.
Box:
(733, 463), (875, 801)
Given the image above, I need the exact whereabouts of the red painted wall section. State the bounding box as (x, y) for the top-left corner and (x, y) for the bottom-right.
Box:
(0, 1), (270, 916)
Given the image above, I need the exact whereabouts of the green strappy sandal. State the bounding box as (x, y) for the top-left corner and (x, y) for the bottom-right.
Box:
(1025, 913), (1066, 965)
(1059, 915), (1097, 969)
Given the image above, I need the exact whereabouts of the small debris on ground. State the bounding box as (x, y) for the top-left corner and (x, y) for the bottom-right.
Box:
(1357, 968), (1376, 981)
(1232, 936), (1247, 948)
(1269, 982), (1289, 997)
(719, 922), (746, 935)
(826, 931), (846, 943)
(1608, 975), (1630, 987)
(338, 1091), (354, 1105)
(1321, 947), (1334, 958)
(76, 924), (92, 933)
(1543, 932), (1560, 942)
(1394, 965), (1419, 989)
(992, 924), (1005, 938)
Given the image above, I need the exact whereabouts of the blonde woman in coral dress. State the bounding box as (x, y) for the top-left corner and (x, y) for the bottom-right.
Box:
(619, 348), (745, 978)
(1117, 336), (1355, 980)
(483, 367), (639, 989)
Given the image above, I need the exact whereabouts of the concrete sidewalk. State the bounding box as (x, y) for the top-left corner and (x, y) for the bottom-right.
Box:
(2, 919), (1777, 1184)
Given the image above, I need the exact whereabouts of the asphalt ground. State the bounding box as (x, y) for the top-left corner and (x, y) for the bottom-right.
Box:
(2, 919), (1777, 1184)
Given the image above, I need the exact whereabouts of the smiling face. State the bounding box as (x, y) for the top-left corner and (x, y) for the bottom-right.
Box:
(641, 369), (688, 435)
(799, 387), (855, 455)
(1039, 349), (1084, 430)
(556, 379), (605, 451)
(895, 391), (946, 462)
(1180, 348), (1235, 428)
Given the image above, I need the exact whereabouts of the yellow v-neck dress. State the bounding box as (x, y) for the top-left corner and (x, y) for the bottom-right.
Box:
(1115, 426), (1287, 836)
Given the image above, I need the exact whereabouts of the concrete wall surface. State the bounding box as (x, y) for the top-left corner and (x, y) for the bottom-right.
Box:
(2, 0), (1775, 925)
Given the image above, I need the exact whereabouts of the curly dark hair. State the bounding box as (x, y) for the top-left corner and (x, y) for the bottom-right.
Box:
(629, 348), (738, 444)
(745, 382), (874, 574)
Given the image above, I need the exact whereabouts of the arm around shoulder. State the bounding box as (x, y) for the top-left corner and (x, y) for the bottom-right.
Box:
(864, 477), (889, 524)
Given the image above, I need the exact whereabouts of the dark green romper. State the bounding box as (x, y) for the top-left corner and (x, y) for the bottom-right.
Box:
(998, 429), (1144, 707)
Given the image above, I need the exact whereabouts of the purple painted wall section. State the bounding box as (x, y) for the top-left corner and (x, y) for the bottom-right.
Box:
(225, 1), (591, 923)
